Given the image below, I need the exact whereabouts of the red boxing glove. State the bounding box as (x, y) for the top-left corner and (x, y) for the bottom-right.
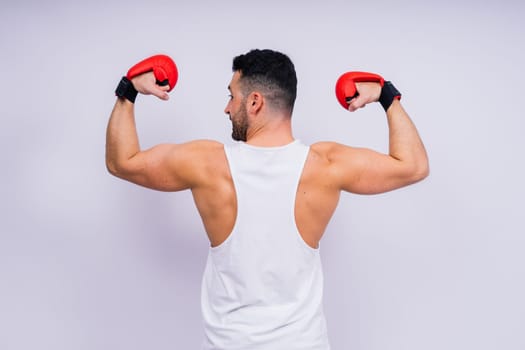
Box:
(127, 54), (178, 91)
(335, 71), (384, 109)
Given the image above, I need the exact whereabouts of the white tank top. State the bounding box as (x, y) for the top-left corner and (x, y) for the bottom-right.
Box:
(201, 140), (330, 350)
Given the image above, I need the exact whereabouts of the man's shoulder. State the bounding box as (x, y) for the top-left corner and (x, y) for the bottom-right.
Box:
(310, 141), (338, 150)
(173, 140), (229, 186)
(168, 139), (226, 168)
(308, 141), (364, 169)
(185, 139), (224, 148)
(309, 141), (351, 159)
(180, 139), (224, 155)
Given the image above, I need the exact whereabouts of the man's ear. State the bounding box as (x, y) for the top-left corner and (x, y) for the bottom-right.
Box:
(247, 92), (263, 114)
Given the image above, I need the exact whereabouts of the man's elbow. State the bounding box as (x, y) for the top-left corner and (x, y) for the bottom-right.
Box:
(106, 159), (119, 177)
(105, 156), (144, 186)
(412, 158), (430, 183)
(106, 156), (125, 178)
(399, 157), (429, 186)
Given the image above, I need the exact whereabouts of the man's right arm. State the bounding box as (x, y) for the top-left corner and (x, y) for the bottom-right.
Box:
(318, 82), (429, 195)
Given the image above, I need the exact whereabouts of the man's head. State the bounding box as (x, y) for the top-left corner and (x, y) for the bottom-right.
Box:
(232, 49), (297, 114)
(225, 49), (297, 141)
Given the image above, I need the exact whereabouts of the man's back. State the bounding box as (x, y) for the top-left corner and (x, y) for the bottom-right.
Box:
(189, 140), (340, 250)
(201, 140), (330, 349)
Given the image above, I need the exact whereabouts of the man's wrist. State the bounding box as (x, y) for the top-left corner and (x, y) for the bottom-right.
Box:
(378, 81), (401, 111)
(115, 76), (138, 103)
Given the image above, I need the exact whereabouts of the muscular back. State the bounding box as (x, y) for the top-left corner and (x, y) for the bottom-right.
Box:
(191, 141), (341, 249)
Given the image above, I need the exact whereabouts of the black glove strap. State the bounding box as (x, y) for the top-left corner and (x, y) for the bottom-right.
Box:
(379, 81), (401, 111)
(115, 76), (138, 103)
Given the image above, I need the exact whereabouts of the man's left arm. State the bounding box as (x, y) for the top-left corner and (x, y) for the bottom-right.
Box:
(105, 71), (219, 192)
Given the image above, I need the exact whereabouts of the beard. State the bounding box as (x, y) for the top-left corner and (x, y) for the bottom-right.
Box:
(230, 104), (249, 142)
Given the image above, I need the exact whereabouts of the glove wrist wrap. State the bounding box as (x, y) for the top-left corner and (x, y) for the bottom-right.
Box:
(379, 81), (401, 111)
(115, 76), (138, 103)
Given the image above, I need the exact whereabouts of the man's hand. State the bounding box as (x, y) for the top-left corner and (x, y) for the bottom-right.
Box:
(347, 82), (381, 112)
(131, 71), (171, 101)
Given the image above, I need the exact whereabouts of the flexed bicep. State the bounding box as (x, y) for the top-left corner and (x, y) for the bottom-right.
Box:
(111, 140), (223, 192)
(329, 144), (420, 195)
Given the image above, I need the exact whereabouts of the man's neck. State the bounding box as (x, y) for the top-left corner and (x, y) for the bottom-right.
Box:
(245, 118), (294, 147)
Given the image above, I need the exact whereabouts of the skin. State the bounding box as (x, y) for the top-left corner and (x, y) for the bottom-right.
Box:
(106, 70), (429, 249)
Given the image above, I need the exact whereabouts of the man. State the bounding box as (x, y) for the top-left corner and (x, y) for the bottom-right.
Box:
(106, 49), (429, 349)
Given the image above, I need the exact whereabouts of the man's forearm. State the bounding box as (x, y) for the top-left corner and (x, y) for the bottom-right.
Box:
(105, 98), (140, 176)
(386, 100), (429, 177)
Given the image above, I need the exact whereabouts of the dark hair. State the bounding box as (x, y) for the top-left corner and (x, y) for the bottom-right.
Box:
(232, 49), (297, 113)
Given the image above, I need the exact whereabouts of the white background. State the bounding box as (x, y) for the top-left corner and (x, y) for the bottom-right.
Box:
(1, 0), (524, 349)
